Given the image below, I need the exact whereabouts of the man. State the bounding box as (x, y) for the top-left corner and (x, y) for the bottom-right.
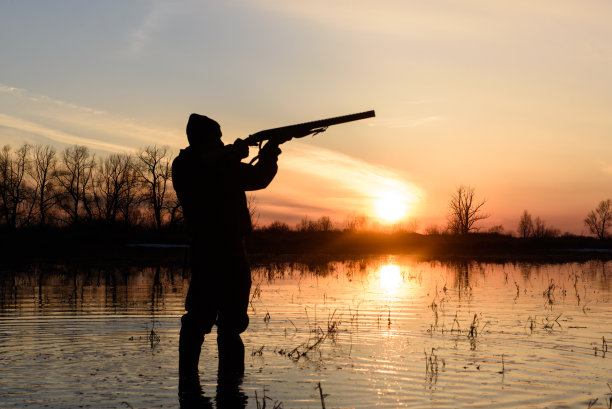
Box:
(172, 114), (281, 393)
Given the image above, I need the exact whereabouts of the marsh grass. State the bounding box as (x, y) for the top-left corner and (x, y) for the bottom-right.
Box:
(525, 314), (564, 334)
(285, 328), (328, 361)
(542, 314), (562, 332)
(250, 280), (263, 312)
(497, 354), (505, 375)
(543, 278), (557, 308)
(424, 347), (444, 384)
(587, 398), (599, 409)
(255, 386), (283, 409)
(243, 258), (611, 406)
(270, 307), (345, 362)
(148, 329), (160, 349)
(593, 336), (608, 357)
(315, 382), (328, 409)
(326, 309), (341, 341)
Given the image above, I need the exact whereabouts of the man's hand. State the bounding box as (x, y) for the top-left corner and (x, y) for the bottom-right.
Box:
(259, 141), (282, 159)
(232, 138), (250, 159)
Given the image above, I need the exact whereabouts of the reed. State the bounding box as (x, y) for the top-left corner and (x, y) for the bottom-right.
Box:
(148, 329), (160, 349)
(587, 398), (598, 409)
(254, 386), (283, 409)
(315, 382), (327, 409)
(424, 347), (441, 383)
(497, 354), (505, 374)
(543, 278), (556, 307)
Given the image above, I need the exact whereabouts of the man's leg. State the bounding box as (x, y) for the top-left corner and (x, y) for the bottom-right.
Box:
(216, 252), (251, 378)
(179, 272), (218, 395)
(178, 313), (207, 378)
(216, 331), (245, 378)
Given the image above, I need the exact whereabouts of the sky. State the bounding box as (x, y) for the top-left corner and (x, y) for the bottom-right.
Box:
(2, 0), (612, 234)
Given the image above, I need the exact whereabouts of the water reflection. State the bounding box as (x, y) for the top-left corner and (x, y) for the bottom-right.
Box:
(0, 265), (188, 315)
(1, 258), (611, 408)
(178, 372), (248, 409)
(378, 264), (402, 294)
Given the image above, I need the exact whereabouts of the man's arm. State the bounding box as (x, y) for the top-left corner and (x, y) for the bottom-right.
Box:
(236, 141), (281, 191)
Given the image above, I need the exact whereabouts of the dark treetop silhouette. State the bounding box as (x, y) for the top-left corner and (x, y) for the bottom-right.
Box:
(172, 114), (281, 402)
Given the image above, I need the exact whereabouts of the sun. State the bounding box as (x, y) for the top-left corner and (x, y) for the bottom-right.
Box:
(374, 190), (408, 223)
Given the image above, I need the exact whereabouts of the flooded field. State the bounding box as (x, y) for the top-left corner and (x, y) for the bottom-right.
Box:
(1, 256), (611, 408)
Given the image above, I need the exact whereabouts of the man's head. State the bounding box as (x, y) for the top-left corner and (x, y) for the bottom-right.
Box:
(186, 114), (223, 149)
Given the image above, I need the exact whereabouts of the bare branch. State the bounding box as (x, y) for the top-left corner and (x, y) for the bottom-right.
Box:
(447, 185), (489, 235)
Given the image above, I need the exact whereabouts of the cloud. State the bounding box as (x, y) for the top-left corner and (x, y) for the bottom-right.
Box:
(125, 2), (183, 56)
(601, 162), (612, 177)
(248, 0), (498, 37)
(0, 83), (182, 152)
(0, 113), (134, 153)
(0, 82), (424, 225)
(256, 141), (424, 223)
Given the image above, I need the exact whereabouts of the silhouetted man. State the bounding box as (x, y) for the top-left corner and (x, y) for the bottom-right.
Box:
(172, 114), (280, 400)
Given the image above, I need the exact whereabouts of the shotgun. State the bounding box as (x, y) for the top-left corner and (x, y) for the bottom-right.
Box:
(244, 110), (375, 148)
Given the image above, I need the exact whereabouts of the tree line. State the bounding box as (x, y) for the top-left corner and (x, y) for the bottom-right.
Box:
(2, 143), (611, 240)
(261, 185), (612, 240)
(441, 185), (611, 239)
(0, 143), (180, 229)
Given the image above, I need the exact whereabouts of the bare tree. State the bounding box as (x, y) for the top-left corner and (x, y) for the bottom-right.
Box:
(344, 212), (368, 232)
(263, 220), (291, 232)
(487, 224), (504, 234)
(297, 215), (335, 232)
(531, 216), (560, 238)
(517, 209), (534, 238)
(296, 216), (313, 232)
(0, 144), (32, 228)
(118, 156), (141, 226)
(55, 145), (96, 224)
(424, 224), (442, 235)
(317, 216), (333, 232)
(28, 144), (57, 226)
(135, 145), (171, 229)
(532, 216), (546, 238)
(247, 194), (259, 229)
(165, 188), (183, 227)
(92, 153), (134, 224)
(447, 185), (488, 235)
(584, 199), (612, 239)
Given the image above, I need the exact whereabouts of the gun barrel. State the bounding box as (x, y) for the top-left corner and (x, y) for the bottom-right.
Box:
(283, 110), (375, 131)
(245, 110), (375, 145)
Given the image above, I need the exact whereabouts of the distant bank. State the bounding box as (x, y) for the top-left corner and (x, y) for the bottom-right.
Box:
(1, 226), (612, 267)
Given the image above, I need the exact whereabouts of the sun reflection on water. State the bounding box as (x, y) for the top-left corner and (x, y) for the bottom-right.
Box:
(378, 264), (402, 294)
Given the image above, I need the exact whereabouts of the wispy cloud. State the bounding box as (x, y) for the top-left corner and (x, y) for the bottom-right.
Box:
(283, 142), (421, 199)
(0, 82), (423, 224)
(258, 141), (424, 223)
(125, 2), (182, 56)
(0, 83), (182, 152)
(248, 0), (497, 37)
(0, 113), (134, 153)
(600, 162), (612, 177)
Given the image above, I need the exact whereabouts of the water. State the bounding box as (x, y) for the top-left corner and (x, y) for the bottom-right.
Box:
(1, 257), (611, 408)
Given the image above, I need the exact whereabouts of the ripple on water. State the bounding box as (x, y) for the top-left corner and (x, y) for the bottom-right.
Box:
(1, 259), (611, 408)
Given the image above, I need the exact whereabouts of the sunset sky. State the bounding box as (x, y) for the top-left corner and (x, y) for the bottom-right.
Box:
(2, 1), (612, 233)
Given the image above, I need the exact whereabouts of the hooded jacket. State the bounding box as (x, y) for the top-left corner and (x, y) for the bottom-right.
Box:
(172, 143), (278, 240)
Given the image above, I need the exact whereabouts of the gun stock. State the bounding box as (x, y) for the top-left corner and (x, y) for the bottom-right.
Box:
(245, 110), (375, 146)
